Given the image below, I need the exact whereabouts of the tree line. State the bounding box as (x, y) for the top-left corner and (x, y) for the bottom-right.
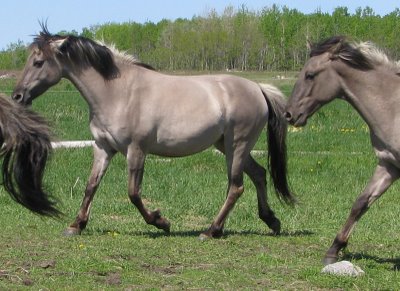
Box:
(1, 5), (400, 72)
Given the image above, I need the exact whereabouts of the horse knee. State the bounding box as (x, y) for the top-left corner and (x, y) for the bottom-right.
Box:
(233, 185), (245, 198)
(225, 185), (244, 205)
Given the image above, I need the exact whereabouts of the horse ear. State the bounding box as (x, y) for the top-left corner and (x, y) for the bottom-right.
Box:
(328, 40), (343, 59)
(49, 37), (68, 52)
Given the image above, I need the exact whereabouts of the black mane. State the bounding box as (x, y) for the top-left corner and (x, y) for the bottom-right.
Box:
(32, 25), (155, 79)
(32, 27), (120, 80)
(310, 36), (374, 71)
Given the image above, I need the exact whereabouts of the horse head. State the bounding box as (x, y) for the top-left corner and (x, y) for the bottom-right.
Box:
(12, 30), (66, 105)
(285, 36), (347, 127)
(12, 25), (119, 105)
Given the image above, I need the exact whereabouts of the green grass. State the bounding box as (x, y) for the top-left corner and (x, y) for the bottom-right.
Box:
(0, 72), (399, 289)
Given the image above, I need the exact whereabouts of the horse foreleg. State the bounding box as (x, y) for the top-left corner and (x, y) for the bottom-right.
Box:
(64, 145), (115, 236)
(244, 155), (281, 235)
(127, 149), (170, 233)
(323, 161), (399, 265)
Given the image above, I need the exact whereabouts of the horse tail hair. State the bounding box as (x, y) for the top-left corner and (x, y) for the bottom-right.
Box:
(259, 84), (296, 206)
(0, 95), (61, 217)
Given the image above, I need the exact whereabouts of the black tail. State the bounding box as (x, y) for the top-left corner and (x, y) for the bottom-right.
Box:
(260, 85), (296, 206)
(0, 94), (60, 217)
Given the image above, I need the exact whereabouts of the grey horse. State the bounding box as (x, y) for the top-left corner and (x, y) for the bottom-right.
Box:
(13, 27), (295, 238)
(285, 36), (400, 264)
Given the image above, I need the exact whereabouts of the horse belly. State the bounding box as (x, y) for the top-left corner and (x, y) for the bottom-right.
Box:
(150, 119), (223, 157)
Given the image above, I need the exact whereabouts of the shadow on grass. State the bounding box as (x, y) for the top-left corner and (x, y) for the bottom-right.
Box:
(92, 228), (314, 239)
(344, 252), (400, 271)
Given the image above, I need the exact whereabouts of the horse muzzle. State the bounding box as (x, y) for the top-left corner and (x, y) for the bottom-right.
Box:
(284, 111), (307, 127)
(11, 90), (32, 105)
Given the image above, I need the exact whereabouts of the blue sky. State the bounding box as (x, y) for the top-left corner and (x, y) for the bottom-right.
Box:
(0, 0), (399, 50)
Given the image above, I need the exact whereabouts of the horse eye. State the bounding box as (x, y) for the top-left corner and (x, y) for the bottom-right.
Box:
(33, 60), (45, 68)
(305, 72), (316, 80)
(305, 73), (314, 80)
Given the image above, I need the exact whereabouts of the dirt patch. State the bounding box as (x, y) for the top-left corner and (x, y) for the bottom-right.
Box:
(0, 70), (18, 79)
(105, 272), (122, 285)
(0, 267), (33, 286)
(93, 270), (122, 286)
(38, 260), (56, 269)
(141, 262), (183, 276)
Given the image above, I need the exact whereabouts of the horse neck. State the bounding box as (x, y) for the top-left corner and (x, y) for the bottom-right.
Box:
(338, 64), (399, 140)
(65, 67), (113, 110)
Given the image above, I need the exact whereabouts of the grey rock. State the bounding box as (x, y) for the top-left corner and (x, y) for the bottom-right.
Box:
(321, 260), (365, 277)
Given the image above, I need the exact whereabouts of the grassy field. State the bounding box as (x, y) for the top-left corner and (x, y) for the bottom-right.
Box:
(0, 72), (400, 290)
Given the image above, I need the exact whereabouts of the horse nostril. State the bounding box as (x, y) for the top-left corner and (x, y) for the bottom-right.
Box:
(284, 111), (292, 121)
(12, 93), (23, 103)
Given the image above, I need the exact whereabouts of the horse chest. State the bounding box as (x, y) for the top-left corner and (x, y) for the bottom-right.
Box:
(90, 119), (131, 153)
(373, 140), (400, 167)
(369, 128), (400, 163)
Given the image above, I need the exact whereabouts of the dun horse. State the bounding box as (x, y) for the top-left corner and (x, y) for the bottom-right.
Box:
(0, 93), (58, 216)
(285, 36), (400, 264)
(13, 27), (295, 238)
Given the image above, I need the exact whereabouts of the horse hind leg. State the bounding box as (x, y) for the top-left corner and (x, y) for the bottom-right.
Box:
(323, 161), (399, 265)
(200, 140), (246, 239)
(244, 155), (281, 235)
(200, 174), (244, 239)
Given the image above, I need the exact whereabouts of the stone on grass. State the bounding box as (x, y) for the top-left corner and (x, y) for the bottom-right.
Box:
(321, 261), (365, 277)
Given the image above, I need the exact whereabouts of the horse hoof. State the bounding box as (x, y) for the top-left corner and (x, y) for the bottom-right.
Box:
(266, 218), (281, 235)
(150, 209), (171, 233)
(154, 218), (171, 233)
(271, 224), (281, 236)
(323, 256), (339, 266)
(198, 233), (211, 241)
(199, 227), (223, 241)
(160, 220), (171, 233)
(63, 227), (81, 236)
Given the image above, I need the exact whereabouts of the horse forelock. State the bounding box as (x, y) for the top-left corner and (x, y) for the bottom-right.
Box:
(311, 36), (399, 72)
(30, 30), (61, 58)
